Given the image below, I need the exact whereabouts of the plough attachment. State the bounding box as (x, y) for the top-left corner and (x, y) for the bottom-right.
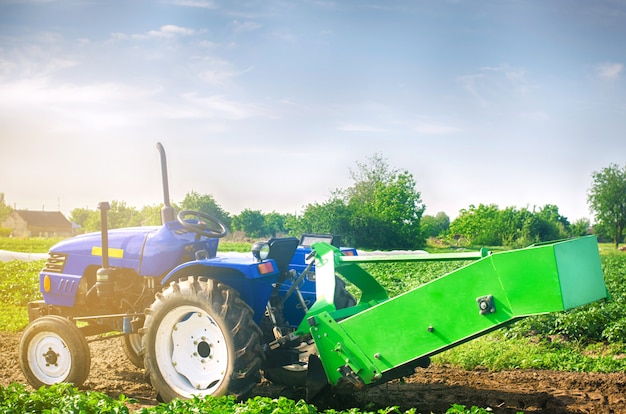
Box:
(301, 236), (608, 398)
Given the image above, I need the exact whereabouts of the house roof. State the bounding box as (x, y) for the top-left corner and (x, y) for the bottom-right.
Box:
(13, 210), (72, 228)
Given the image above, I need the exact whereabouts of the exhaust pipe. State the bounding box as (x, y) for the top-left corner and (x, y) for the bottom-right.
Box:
(156, 142), (175, 224)
(96, 201), (114, 299)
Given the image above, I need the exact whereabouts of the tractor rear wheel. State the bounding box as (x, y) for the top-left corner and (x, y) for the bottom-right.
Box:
(142, 276), (263, 403)
(19, 315), (91, 388)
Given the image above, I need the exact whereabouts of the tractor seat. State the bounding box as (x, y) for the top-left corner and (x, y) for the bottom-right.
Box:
(266, 237), (300, 275)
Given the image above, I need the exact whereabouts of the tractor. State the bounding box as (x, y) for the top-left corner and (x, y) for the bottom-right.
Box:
(19, 143), (609, 403)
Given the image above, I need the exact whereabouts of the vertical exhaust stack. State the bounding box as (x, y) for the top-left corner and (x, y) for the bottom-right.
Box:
(157, 142), (175, 224)
(96, 201), (114, 299)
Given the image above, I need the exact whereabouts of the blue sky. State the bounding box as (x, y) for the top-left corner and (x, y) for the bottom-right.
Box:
(1, 0), (624, 223)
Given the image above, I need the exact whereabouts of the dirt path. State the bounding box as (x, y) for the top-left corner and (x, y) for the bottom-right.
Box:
(2, 331), (625, 413)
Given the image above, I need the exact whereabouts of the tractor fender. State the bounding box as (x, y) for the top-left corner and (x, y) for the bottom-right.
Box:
(160, 258), (280, 324)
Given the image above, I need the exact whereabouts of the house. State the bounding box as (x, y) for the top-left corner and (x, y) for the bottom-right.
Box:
(2, 210), (73, 237)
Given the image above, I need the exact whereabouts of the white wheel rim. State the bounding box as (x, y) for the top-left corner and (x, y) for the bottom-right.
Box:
(27, 331), (72, 384)
(155, 305), (229, 397)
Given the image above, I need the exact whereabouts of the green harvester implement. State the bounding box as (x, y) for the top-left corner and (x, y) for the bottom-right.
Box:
(300, 235), (608, 399)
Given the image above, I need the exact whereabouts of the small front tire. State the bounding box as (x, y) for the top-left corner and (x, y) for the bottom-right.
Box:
(19, 315), (91, 388)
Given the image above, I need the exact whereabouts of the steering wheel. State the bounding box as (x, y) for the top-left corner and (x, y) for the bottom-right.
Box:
(176, 210), (229, 239)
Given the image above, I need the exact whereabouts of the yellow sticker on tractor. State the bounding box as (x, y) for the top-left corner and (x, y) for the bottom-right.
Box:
(91, 246), (124, 259)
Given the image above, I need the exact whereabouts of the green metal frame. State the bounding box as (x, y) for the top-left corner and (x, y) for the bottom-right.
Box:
(301, 236), (607, 388)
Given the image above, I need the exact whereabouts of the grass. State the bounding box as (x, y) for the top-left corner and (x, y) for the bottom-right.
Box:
(0, 237), (65, 253)
(433, 332), (626, 373)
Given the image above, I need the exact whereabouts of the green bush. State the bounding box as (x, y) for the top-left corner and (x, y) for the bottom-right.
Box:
(0, 383), (132, 414)
(0, 260), (44, 306)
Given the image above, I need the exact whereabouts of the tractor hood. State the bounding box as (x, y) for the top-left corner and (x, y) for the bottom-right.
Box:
(48, 222), (218, 277)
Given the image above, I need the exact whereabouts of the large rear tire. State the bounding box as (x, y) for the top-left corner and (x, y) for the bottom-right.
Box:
(142, 276), (263, 402)
(19, 315), (91, 388)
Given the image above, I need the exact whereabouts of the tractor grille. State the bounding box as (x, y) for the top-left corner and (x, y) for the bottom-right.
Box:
(43, 253), (68, 273)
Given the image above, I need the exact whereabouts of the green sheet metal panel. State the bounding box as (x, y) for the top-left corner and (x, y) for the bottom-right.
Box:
(554, 236), (606, 310)
(308, 236), (607, 386)
(334, 256), (519, 374)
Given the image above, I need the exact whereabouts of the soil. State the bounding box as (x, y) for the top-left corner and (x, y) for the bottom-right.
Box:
(2, 331), (625, 413)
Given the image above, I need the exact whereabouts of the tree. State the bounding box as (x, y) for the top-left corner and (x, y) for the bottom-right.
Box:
(570, 218), (591, 238)
(343, 154), (425, 249)
(0, 193), (13, 223)
(181, 191), (231, 228)
(588, 164), (626, 249)
(107, 201), (143, 229)
(421, 212), (450, 238)
(295, 198), (352, 241)
(69, 207), (94, 228)
(232, 209), (266, 238)
(140, 204), (165, 226)
(264, 212), (286, 238)
(449, 204), (502, 246)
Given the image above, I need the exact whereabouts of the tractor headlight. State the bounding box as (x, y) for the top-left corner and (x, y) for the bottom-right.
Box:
(251, 242), (270, 262)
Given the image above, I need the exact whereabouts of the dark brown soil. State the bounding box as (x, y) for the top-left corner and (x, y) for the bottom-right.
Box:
(2, 331), (625, 413)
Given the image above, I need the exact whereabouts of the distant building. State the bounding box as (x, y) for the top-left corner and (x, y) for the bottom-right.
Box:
(2, 210), (72, 237)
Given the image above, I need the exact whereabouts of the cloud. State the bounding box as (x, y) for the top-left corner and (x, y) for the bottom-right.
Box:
(413, 122), (460, 135)
(458, 64), (533, 105)
(337, 123), (386, 132)
(198, 65), (254, 86)
(169, 0), (217, 9)
(147, 25), (196, 38)
(595, 62), (623, 80)
(112, 25), (196, 41)
(180, 92), (265, 120)
(232, 20), (262, 32)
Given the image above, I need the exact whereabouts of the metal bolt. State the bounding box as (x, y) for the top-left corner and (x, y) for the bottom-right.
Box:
(428, 326), (434, 332)
(201, 359), (206, 363)
(374, 353), (381, 359)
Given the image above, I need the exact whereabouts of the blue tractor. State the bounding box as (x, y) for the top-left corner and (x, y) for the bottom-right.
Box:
(19, 143), (355, 402)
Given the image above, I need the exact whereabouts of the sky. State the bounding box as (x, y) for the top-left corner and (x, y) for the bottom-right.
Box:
(1, 0), (625, 224)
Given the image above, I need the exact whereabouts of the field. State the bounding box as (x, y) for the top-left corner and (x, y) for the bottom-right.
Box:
(1, 238), (626, 413)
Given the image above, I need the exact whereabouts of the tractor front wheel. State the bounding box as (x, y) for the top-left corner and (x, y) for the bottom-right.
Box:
(142, 276), (263, 403)
(19, 315), (91, 388)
